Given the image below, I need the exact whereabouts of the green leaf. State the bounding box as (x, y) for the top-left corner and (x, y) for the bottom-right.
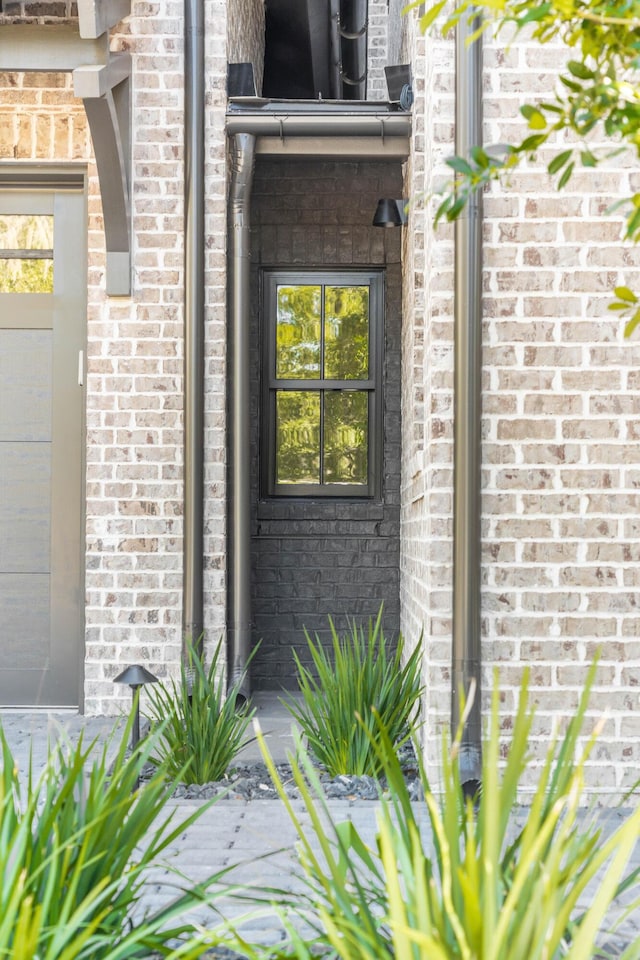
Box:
(516, 1), (551, 24)
(446, 155), (474, 176)
(613, 286), (638, 303)
(539, 101), (564, 114)
(557, 160), (575, 189)
(520, 104), (547, 129)
(581, 149), (598, 167)
(559, 75), (582, 93)
(446, 196), (468, 220)
(547, 149), (573, 175)
(419, 0), (448, 32)
(625, 308), (640, 338)
(470, 146), (491, 169)
(519, 133), (547, 152)
(567, 59), (596, 80)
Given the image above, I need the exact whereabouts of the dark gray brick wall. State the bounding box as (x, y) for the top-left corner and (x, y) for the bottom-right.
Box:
(249, 159), (403, 689)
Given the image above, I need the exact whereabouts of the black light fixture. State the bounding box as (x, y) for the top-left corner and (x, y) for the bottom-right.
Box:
(113, 664), (159, 751)
(372, 198), (408, 228)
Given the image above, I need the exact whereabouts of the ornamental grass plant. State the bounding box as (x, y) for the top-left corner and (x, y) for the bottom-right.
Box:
(0, 712), (249, 959)
(253, 664), (640, 960)
(285, 608), (423, 777)
(145, 638), (255, 785)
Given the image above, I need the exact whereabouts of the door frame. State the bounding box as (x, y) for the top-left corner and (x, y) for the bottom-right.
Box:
(0, 164), (87, 709)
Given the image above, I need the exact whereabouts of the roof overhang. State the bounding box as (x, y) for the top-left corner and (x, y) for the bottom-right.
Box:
(0, 0), (132, 295)
(226, 98), (412, 160)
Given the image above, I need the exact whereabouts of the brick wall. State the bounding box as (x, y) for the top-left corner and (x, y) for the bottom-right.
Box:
(0, 71), (90, 158)
(482, 35), (640, 794)
(90, 0), (231, 709)
(398, 18), (456, 776)
(400, 13), (640, 795)
(0, 1), (232, 713)
(249, 159), (403, 688)
(367, 0), (389, 101)
(0, 1), (76, 19)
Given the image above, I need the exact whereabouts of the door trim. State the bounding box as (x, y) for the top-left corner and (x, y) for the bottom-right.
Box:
(0, 174), (87, 708)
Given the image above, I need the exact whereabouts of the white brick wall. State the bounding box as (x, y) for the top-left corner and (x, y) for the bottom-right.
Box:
(400, 14), (640, 795)
(85, 2), (189, 712)
(367, 0), (389, 100)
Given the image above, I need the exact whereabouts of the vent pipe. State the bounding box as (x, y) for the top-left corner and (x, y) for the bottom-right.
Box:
(227, 132), (256, 702)
(183, 0), (205, 655)
(452, 10), (483, 792)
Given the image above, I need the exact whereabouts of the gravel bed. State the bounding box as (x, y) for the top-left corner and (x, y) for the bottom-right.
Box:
(158, 743), (423, 803)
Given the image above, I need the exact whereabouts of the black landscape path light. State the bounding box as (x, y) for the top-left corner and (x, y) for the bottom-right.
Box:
(113, 664), (159, 750)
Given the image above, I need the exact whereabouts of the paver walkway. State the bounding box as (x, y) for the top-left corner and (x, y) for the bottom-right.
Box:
(1, 699), (638, 956)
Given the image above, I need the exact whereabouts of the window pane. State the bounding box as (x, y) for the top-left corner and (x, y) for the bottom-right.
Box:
(324, 391), (368, 485)
(276, 285), (321, 379)
(276, 391), (320, 484)
(0, 259), (53, 293)
(0, 215), (53, 250)
(324, 286), (369, 380)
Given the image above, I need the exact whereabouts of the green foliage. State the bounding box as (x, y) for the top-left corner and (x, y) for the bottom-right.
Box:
(257, 665), (640, 959)
(0, 214), (54, 292)
(285, 609), (424, 777)
(407, 0), (640, 330)
(145, 638), (255, 784)
(0, 714), (244, 959)
(0, 257), (54, 293)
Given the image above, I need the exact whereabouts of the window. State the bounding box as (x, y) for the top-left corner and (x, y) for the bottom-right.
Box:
(262, 270), (383, 497)
(0, 214), (54, 293)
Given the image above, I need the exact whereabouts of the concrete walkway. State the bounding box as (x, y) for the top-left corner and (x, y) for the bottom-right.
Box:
(0, 699), (638, 956)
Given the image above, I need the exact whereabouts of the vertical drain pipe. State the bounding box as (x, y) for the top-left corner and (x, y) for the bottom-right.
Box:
(227, 132), (256, 701)
(183, 0), (205, 655)
(452, 10), (483, 791)
(338, 0), (368, 99)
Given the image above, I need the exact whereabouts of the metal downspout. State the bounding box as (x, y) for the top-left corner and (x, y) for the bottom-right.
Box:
(329, 0), (341, 99)
(227, 132), (256, 701)
(332, 0), (367, 100)
(340, 0), (368, 99)
(183, 0), (205, 655)
(452, 12), (483, 791)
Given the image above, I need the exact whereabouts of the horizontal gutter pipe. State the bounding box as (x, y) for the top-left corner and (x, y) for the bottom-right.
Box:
(226, 112), (410, 138)
(183, 0), (205, 656)
(227, 131), (256, 702)
(452, 10), (483, 791)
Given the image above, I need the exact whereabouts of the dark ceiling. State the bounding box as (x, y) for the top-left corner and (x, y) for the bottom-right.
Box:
(263, 0), (332, 99)
(263, 0), (366, 101)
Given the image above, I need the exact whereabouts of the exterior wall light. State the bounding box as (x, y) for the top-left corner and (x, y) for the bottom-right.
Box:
(372, 198), (408, 228)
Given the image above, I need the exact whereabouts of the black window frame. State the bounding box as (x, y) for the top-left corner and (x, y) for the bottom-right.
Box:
(261, 268), (384, 499)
